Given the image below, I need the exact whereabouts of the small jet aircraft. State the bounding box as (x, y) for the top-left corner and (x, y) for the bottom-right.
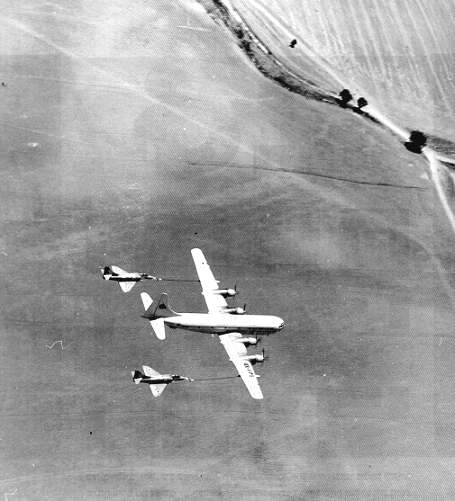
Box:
(101, 265), (161, 293)
(132, 365), (193, 397)
(139, 248), (285, 399)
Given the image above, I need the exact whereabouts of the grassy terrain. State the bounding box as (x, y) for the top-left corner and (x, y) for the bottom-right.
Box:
(1, 0), (455, 499)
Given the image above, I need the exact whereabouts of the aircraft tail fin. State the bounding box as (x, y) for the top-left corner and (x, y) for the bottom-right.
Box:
(132, 370), (144, 384)
(140, 293), (179, 340)
(101, 266), (113, 280)
(141, 292), (178, 319)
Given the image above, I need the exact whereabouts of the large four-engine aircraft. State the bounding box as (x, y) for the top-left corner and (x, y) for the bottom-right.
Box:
(101, 265), (161, 293)
(132, 365), (193, 397)
(139, 248), (285, 399)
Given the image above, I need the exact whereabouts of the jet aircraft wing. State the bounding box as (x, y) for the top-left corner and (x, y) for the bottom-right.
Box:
(150, 384), (167, 397)
(119, 281), (136, 293)
(110, 265), (127, 275)
(219, 333), (263, 400)
(142, 365), (162, 378)
(191, 248), (228, 313)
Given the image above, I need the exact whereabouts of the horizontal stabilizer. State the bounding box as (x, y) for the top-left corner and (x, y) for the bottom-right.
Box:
(150, 383), (167, 397)
(119, 281), (136, 293)
(141, 292), (153, 311)
(150, 318), (166, 340)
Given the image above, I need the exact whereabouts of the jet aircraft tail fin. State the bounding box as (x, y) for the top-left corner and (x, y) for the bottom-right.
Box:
(132, 370), (144, 384)
(140, 292), (178, 320)
(101, 266), (113, 279)
(140, 293), (179, 340)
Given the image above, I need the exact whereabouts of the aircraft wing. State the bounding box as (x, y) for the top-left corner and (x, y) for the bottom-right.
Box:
(111, 265), (127, 275)
(219, 333), (264, 400)
(142, 365), (162, 378)
(191, 248), (228, 313)
(119, 281), (136, 293)
(150, 383), (167, 397)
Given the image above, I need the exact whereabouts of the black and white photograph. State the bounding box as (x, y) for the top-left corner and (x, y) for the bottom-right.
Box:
(1, 0), (455, 499)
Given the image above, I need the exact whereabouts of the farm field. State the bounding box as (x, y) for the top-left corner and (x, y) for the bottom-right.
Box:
(231, 0), (455, 144)
(1, 0), (455, 499)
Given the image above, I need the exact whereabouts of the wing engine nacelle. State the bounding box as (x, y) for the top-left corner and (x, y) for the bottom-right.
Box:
(223, 306), (245, 315)
(235, 337), (258, 347)
(244, 352), (265, 365)
(214, 288), (236, 298)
